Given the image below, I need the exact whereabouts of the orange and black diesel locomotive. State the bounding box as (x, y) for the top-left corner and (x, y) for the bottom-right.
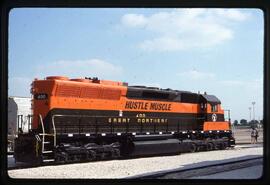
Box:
(14, 76), (235, 164)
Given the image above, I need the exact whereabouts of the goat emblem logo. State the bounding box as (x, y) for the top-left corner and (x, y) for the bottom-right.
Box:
(212, 114), (217, 122)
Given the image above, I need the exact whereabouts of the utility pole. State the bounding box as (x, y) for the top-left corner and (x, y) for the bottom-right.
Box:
(252, 102), (256, 122)
(224, 109), (231, 124)
(224, 109), (234, 137)
(228, 109), (231, 124)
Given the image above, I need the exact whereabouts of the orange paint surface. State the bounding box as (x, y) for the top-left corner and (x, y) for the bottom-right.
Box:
(31, 76), (228, 131)
(203, 121), (230, 131)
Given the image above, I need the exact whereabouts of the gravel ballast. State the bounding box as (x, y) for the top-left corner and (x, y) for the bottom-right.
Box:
(8, 145), (263, 179)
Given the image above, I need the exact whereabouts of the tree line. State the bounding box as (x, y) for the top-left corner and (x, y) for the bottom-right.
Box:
(232, 119), (263, 127)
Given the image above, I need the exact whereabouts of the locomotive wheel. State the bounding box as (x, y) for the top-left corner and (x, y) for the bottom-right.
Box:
(56, 152), (68, 163)
(72, 155), (80, 162)
(219, 142), (228, 150)
(100, 153), (106, 160)
(111, 149), (120, 159)
(213, 143), (220, 150)
(189, 143), (197, 153)
(56, 156), (65, 164)
(218, 143), (225, 150)
(206, 142), (214, 151)
(223, 142), (228, 149)
(87, 150), (96, 161)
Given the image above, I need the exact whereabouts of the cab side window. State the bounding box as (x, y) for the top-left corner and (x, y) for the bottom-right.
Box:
(211, 104), (218, 112)
(200, 103), (207, 110)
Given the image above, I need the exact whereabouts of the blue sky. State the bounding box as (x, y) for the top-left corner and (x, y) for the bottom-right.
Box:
(8, 8), (263, 121)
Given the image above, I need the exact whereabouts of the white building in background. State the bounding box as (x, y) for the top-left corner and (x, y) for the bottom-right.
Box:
(8, 96), (32, 136)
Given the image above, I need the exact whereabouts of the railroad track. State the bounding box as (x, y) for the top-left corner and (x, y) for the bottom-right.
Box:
(126, 156), (263, 179)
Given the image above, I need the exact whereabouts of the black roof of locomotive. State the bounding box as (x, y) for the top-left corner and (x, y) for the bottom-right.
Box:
(127, 85), (221, 104)
(128, 85), (191, 93)
(201, 94), (221, 104)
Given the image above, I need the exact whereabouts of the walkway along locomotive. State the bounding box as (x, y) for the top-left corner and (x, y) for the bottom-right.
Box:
(14, 76), (235, 164)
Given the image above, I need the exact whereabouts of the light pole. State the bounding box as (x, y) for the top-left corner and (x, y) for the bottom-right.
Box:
(252, 102), (255, 122)
(248, 107), (252, 122)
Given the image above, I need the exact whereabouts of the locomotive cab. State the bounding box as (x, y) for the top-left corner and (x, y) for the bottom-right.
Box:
(199, 94), (230, 131)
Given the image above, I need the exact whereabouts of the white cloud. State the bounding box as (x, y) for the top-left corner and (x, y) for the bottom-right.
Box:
(121, 14), (147, 27)
(220, 77), (263, 89)
(36, 59), (123, 79)
(177, 70), (215, 80)
(213, 9), (250, 21)
(121, 9), (250, 51)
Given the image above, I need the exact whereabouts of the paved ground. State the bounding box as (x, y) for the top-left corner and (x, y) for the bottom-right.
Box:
(232, 127), (263, 144)
(8, 144), (263, 179)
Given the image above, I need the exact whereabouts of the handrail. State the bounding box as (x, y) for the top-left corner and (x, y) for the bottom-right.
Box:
(39, 133), (55, 136)
(39, 114), (45, 152)
(50, 114), (206, 120)
(39, 114), (45, 133)
(51, 115), (57, 146)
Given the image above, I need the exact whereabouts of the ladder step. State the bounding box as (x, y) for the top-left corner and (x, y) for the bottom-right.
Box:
(42, 150), (53, 154)
(39, 133), (55, 136)
(43, 141), (50, 144)
(43, 159), (55, 162)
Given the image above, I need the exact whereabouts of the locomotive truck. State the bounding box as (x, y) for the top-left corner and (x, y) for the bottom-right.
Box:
(14, 76), (235, 164)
